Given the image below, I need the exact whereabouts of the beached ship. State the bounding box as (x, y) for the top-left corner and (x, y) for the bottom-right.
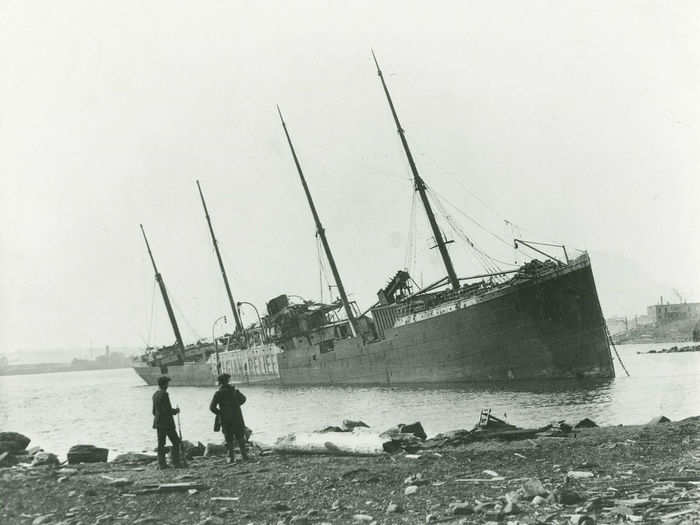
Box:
(136, 55), (615, 386)
(262, 54), (615, 384)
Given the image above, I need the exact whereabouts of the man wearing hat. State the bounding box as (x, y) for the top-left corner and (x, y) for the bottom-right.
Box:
(152, 375), (182, 469)
(209, 373), (248, 463)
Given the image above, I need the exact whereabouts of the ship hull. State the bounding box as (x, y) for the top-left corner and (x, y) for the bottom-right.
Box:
(277, 256), (615, 384)
(132, 363), (215, 387)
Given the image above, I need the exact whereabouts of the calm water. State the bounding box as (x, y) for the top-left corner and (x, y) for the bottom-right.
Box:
(1, 343), (698, 459)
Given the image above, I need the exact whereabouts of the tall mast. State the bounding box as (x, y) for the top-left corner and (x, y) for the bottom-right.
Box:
(372, 51), (460, 290)
(140, 224), (186, 363)
(196, 180), (244, 333)
(277, 106), (358, 337)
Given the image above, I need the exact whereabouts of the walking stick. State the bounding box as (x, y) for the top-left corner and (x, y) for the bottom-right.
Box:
(176, 409), (188, 468)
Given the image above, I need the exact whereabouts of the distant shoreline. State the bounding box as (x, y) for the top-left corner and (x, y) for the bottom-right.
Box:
(0, 364), (132, 377)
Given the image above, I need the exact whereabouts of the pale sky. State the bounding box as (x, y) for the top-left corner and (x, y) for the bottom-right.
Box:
(1, 1), (699, 353)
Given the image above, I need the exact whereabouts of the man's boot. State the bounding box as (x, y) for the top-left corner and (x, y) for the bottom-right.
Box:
(171, 443), (183, 468)
(157, 449), (169, 470)
(239, 440), (249, 461)
(226, 441), (235, 464)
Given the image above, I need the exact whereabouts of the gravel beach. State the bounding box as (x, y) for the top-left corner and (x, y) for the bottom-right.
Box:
(1, 417), (699, 525)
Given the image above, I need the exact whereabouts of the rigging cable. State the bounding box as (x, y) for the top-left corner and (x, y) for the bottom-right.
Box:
(429, 189), (506, 276)
(167, 286), (202, 342)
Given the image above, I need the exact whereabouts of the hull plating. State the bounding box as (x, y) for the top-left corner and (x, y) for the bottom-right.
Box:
(277, 257), (614, 385)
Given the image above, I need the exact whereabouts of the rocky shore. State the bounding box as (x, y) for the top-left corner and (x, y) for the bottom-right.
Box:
(1, 416), (699, 525)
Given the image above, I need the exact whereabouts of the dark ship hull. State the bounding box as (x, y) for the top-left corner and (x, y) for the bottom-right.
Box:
(276, 254), (614, 384)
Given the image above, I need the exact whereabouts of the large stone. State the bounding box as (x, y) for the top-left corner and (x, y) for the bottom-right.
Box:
(182, 440), (205, 459)
(32, 452), (59, 467)
(67, 444), (109, 464)
(0, 432), (31, 453)
(399, 422), (427, 440)
(574, 418), (598, 428)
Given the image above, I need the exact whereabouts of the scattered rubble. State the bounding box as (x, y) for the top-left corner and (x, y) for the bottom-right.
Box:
(2, 414), (699, 524)
(640, 343), (700, 354)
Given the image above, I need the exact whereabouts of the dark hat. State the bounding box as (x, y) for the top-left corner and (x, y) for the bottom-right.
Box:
(157, 375), (171, 387)
(217, 373), (231, 385)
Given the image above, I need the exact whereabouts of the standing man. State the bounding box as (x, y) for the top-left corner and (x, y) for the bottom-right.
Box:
(209, 373), (248, 463)
(152, 375), (182, 469)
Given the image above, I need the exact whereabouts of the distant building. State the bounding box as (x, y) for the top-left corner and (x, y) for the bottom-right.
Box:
(605, 317), (628, 335)
(647, 301), (700, 325)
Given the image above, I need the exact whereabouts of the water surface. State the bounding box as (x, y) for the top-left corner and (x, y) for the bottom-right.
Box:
(0, 343), (697, 458)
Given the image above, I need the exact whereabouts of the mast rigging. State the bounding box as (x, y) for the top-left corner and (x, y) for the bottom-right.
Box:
(196, 180), (244, 333)
(140, 224), (186, 363)
(277, 106), (359, 337)
(372, 51), (460, 290)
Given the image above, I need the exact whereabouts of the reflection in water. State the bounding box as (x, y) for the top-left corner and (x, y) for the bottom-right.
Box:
(0, 343), (698, 458)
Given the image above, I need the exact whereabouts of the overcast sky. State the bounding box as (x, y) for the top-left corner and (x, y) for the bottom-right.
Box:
(1, 1), (698, 354)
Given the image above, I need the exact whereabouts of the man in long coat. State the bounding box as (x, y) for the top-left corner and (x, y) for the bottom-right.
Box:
(152, 375), (182, 469)
(209, 373), (248, 463)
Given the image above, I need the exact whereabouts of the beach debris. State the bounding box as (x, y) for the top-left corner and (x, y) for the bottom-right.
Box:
(484, 470), (501, 478)
(195, 517), (224, 525)
(100, 475), (133, 487)
(154, 482), (208, 493)
(111, 452), (157, 465)
(404, 473), (428, 485)
(399, 422), (427, 440)
(351, 514), (374, 522)
(537, 420), (573, 437)
(567, 471), (594, 480)
(532, 495), (547, 506)
(31, 514), (54, 525)
(555, 486), (586, 505)
(181, 440), (205, 459)
(342, 419), (370, 431)
(319, 426), (344, 433)
(379, 422), (427, 453)
(132, 518), (156, 525)
(448, 502), (474, 515)
(569, 515), (595, 525)
(522, 478), (548, 497)
(67, 444), (109, 464)
(0, 432), (31, 453)
(404, 485), (419, 495)
(270, 501), (291, 511)
(210, 497), (239, 502)
(273, 429), (387, 456)
(386, 502), (403, 513)
(31, 452), (59, 467)
(574, 418), (598, 428)
(647, 415), (671, 425)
